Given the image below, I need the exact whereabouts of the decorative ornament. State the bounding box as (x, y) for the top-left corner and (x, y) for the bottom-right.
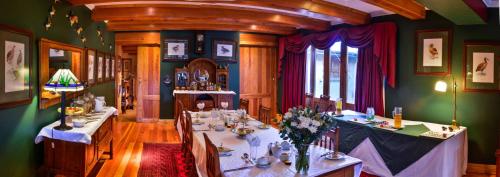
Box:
(76, 26), (83, 35)
(66, 11), (79, 26)
(45, 17), (52, 30)
(50, 6), (56, 16)
(81, 36), (87, 43)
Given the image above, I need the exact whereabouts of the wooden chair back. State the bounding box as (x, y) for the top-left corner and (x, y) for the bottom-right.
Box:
(258, 105), (272, 124)
(317, 95), (333, 112)
(175, 100), (185, 131)
(305, 93), (314, 108)
(203, 133), (222, 177)
(314, 127), (340, 151)
(183, 112), (194, 153)
(239, 98), (249, 113)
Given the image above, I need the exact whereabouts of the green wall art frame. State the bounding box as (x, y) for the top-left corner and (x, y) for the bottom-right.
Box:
(415, 29), (452, 75)
(463, 41), (500, 92)
(0, 24), (33, 109)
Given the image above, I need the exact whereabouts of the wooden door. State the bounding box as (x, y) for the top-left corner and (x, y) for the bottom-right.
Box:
(239, 33), (278, 118)
(136, 46), (160, 122)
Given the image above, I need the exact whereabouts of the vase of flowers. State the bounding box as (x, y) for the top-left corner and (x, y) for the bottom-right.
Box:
(279, 106), (336, 174)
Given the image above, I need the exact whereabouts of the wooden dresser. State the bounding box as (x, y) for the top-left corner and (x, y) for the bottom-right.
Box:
(174, 90), (235, 115)
(42, 116), (114, 177)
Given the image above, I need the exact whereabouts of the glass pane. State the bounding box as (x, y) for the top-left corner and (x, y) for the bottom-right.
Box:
(314, 49), (324, 98)
(305, 46), (312, 94)
(329, 42), (341, 100)
(347, 46), (358, 104)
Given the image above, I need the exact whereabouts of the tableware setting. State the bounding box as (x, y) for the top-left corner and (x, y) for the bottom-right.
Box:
(218, 143), (234, 156)
(324, 152), (346, 160)
(257, 123), (270, 129)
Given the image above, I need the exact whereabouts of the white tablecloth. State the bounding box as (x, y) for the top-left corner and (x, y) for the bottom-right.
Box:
(340, 111), (468, 177)
(180, 113), (363, 177)
(173, 90), (236, 96)
(35, 107), (117, 144)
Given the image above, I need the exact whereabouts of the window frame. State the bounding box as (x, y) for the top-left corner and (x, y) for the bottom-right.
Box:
(305, 43), (356, 110)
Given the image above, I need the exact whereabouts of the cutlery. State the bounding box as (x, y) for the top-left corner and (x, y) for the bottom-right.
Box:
(320, 151), (334, 157)
(194, 129), (210, 132)
(223, 166), (254, 173)
(243, 153), (254, 164)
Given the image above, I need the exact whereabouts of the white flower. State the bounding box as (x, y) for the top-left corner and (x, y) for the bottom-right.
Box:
(291, 122), (298, 127)
(311, 120), (321, 127)
(284, 112), (293, 119)
(308, 126), (318, 133)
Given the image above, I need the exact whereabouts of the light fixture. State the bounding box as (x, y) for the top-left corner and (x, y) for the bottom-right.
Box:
(104, 20), (109, 24)
(44, 69), (84, 131)
(434, 76), (458, 130)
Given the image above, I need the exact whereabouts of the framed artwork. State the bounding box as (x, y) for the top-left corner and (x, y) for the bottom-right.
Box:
(97, 52), (104, 83)
(163, 38), (188, 61)
(105, 54), (110, 80)
(212, 39), (236, 62)
(0, 24), (33, 109)
(86, 48), (96, 86)
(463, 41), (500, 92)
(415, 29), (452, 75)
(111, 56), (115, 79)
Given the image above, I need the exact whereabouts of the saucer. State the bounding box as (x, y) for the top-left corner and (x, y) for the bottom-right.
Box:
(257, 124), (270, 129)
(325, 152), (345, 160)
(192, 120), (205, 125)
(256, 161), (271, 168)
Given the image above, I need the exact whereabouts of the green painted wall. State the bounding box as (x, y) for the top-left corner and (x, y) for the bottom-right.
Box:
(0, 1), (115, 176)
(278, 10), (500, 164)
(374, 9), (500, 164)
(160, 31), (240, 119)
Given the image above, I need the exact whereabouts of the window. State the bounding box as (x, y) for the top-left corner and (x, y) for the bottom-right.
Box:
(304, 42), (359, 108)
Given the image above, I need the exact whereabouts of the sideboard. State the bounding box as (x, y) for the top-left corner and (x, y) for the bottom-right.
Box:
(173, 90), (236, 117)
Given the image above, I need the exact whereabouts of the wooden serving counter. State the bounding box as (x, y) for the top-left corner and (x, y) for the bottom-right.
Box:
(173, 90), (235, 116)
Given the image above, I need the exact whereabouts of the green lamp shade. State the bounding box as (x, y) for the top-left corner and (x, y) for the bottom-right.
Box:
(44, 69), (84, 92)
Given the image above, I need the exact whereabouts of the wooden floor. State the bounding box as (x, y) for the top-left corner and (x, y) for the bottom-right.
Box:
(93, 110), (181, 177)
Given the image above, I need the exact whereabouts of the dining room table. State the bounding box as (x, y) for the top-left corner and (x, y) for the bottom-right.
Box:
(179, 110), (363, 177)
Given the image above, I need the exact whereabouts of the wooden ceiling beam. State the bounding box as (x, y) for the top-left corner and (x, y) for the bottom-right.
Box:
(107, 23), (296, 35)
(70, 0), (369, 25)
(92, 6), (330, 31)
(360, 0), (426, 20)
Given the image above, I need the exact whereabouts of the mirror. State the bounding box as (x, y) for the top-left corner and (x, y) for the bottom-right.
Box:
(39, 38), (84, 109)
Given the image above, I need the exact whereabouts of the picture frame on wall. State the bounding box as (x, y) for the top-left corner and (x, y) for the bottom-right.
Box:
(213, 39), (236, 62)
(111, 56), (115, 79)
(105, 54), (110, 80)
(463, 41), (500, 92)
(163, 38), (188, 61)
(97, 52), (104, 83)
(0, 24), (33, 109)
(86, 48), (96, 86)
(415, 29), (452, 75)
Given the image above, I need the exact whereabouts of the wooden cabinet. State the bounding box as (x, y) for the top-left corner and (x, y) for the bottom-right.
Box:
(174, 92), (234, 115)
(43, 117), (114, 177)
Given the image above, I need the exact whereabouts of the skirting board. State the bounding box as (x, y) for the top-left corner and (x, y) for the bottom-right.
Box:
(466, 163), (496, 177)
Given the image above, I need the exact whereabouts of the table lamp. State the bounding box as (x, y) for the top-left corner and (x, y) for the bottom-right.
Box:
(434, 76), (458, 130)
(44, 69), (84, 131)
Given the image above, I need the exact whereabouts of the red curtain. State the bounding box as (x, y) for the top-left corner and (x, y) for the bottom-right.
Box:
(281, 52), (306, 113)
(355, 46), (384, 115)
(279, 22), (396, 113)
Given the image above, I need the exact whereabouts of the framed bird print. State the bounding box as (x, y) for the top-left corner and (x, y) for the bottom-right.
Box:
(463, 41), (500, 92)
(0, 24), (32, 109)
(213, 39), (236, 62)
(163, 38), (188, 61)
(105, 54), (110, 80)
(415, 29), (452, 75)
(86, 48), (96, 86)
(97, 52), (104, 83)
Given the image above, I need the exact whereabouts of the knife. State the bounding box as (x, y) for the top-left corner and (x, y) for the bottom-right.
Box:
(223, 166), (254, 173)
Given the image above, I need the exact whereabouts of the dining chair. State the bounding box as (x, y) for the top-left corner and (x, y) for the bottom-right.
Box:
(317, 95), (334, 112)
(314, 127), (340, 151)
(182, 112), (194, 158)
(203, 133), (222, 177)
(239, 98), (249, 113)
(258, 105), (272, 124)
(305, 93), (314, 108)
(175, 100), (185, 132)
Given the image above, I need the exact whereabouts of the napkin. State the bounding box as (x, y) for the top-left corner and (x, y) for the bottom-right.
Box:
(246, 134), (261, 147)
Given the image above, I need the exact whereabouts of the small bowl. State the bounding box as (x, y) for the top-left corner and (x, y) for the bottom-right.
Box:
(73, 119), (86, 128)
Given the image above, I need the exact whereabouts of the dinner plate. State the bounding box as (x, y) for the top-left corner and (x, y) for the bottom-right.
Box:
(192, 120), (205, 125)
(325, 152), (346, 160)
(256, 161), (272, 168)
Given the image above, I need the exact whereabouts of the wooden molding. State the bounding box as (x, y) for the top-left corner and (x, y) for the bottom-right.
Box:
(240, 33), (278, 47)
(360, 0), (426, 20)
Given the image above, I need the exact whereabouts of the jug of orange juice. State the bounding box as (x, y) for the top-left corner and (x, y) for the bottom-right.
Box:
(335, 98), (343, 115)
(393, 107), (403, 129)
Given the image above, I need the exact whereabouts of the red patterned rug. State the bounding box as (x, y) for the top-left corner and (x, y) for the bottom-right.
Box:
(138, 143), (197, 177)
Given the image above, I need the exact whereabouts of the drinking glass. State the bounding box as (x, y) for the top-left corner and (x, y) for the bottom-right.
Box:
(366, 107), (375, 121)
(393, 107), (403, 128)
(335, 98), (343, 115)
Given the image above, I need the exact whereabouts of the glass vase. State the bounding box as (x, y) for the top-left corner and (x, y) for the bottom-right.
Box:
(295, 144), (310, 174)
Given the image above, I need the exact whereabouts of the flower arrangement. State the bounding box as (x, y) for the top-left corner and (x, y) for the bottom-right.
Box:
(279, 106), (337, 174)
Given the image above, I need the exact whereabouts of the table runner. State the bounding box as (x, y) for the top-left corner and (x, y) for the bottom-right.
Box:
(35, 107), (117, 144)
(183, 112), (363, 177)
(335, 110), (467, 176)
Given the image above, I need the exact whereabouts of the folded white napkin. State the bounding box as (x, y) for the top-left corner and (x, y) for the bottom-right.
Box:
(246, 134), (261, 147)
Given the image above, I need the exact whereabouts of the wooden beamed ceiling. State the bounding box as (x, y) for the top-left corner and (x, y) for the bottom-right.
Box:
(69, 0), (426, 34)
